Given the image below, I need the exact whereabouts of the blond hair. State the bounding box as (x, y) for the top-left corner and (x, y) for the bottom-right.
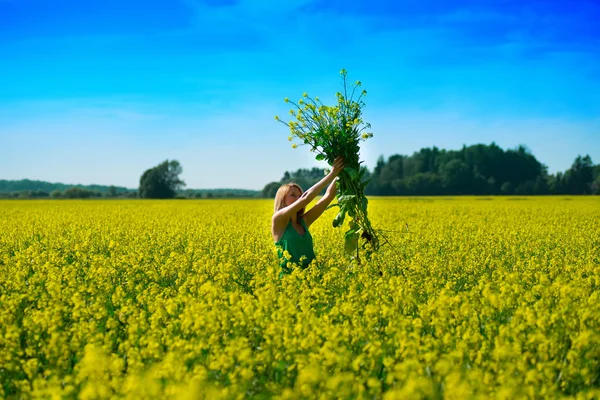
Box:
(274, 183), (305, 219)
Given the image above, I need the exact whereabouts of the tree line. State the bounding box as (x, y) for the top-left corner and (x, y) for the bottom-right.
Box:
(0, 161), (260, 199)
(3, 143), (598, 199)
(262, 143), (599, 197)
(0, 184), (136, 199)
(137, 160), (260, 199)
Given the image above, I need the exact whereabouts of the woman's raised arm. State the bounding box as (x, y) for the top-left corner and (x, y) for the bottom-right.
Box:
(272, 157), (344, 224)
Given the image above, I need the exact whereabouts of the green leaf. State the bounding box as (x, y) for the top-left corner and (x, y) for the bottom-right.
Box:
(332, 210), (346, 228)
(315, 154), (325, 161)
(344, 167), (359, 180)
(344, 230), (359, 255)
(361, 197), (368, 210)
(337, 194), (356, 203)
(324, 203), (340, 211)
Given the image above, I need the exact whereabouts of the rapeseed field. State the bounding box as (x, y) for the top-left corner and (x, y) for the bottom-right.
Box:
(1, 197), (599, 399)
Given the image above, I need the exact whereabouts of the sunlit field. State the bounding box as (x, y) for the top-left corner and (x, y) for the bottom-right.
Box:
(1, 197), (599, 399)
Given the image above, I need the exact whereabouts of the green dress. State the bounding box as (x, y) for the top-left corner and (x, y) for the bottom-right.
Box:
(274, 218), (316, 276)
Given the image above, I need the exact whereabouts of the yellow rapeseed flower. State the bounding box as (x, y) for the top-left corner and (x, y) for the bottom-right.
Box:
(1, 197), (598, 398)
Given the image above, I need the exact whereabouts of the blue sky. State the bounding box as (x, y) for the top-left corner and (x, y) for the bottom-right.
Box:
(1, 0), (599, 190)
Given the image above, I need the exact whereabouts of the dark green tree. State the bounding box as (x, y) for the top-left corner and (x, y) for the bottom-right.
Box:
(592, 169), (600, 195)
(106, 185), (118, 198)
(564, 155), (594, 194)
(266, 143), (598, 196)
(439, 159), (471, 194)
(262, 182), (281, 198)
(139, 160), (185, 199)
(501, 181), (514, 195)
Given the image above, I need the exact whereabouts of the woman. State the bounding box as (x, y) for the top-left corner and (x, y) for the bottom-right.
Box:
(272, 157), (345, 276)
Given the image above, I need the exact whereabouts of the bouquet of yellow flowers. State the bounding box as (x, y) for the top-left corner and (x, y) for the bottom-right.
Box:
(275, 69), (379, 261)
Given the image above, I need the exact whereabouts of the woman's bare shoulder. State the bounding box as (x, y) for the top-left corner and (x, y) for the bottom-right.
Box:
(271, 213), (290, 241)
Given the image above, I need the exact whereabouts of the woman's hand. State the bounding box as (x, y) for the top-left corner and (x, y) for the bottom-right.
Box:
(330, 156), (345, 176)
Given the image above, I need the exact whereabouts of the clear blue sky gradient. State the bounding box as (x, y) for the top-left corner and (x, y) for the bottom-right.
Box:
(2, 0), (599, 190)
